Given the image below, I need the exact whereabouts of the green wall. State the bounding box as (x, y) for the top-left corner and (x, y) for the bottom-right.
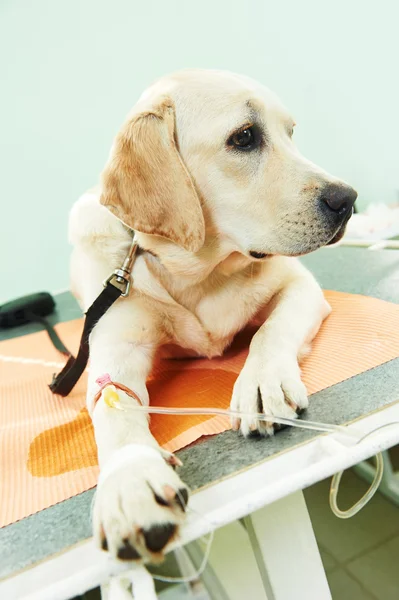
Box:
(1, 0), (398, 302)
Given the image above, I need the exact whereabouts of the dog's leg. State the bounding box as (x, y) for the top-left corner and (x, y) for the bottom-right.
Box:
(88, 297), (188, 563)
(231, 262), (331, 436)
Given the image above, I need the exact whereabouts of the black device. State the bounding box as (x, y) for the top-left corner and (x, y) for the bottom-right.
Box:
(0, 291), (71, 356)
(0, 292), (55, 328)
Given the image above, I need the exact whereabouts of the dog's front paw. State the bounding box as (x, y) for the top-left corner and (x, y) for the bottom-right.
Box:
(230, 354), (308, 437)
(93, 445), (188, 563)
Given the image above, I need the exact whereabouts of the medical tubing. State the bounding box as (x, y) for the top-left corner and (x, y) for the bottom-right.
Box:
(108, 401), (399, 519)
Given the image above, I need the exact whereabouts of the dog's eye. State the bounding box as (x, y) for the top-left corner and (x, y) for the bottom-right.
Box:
(231, 128), (253, 148)
(227, 125), (260, 151)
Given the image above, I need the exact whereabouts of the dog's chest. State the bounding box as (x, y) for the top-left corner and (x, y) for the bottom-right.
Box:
(138, 253), (277, 357)
(166, 273), (268, 358)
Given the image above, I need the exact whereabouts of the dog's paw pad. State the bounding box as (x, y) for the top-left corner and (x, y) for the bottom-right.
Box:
(93, 449), (188, 563)
(117, 539), (141, 561)
(142, 523), (177, 553)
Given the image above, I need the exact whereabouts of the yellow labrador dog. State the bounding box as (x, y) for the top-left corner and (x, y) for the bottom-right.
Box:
(69, 69), (357, 562)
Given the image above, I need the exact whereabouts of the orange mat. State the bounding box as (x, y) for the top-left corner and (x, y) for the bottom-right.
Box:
(1, 290), (399, 527)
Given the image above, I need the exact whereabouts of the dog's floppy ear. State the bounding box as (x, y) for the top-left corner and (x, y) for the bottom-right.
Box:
(100, 97), (205, 252)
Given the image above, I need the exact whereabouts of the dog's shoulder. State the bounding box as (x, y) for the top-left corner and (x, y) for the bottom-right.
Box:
(69, 187), (131, 249)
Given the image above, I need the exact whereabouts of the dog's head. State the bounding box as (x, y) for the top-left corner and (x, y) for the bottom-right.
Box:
(100, 69), (357, 258)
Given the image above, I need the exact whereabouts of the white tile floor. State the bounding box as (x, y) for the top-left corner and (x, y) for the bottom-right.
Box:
(304, 470), (399, 600)
(345, 536), (399, 600)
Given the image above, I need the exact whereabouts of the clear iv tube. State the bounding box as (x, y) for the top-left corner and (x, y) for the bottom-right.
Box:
(130, 404), (398, 519)
(124, 404), (359, 438)
(101, 393), (399, 519)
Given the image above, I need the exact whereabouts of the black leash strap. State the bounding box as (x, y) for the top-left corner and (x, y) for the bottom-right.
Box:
(50, 236), (139, 397)
(26, 311), (71, 357)
(49, 282), (122, 396)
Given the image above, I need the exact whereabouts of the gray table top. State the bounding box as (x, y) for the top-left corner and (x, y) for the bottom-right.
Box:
(1, 246), (399, 581)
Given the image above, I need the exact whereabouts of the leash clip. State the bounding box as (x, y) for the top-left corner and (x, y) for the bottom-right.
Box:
(103, 235), (139, 297)
(104, 269), (131, 297)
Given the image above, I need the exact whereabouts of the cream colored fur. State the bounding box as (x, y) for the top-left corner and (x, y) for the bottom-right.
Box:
(69, 69), (355, 563)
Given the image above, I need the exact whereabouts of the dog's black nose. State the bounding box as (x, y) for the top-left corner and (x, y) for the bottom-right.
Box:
(321, 184), (358, 215)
